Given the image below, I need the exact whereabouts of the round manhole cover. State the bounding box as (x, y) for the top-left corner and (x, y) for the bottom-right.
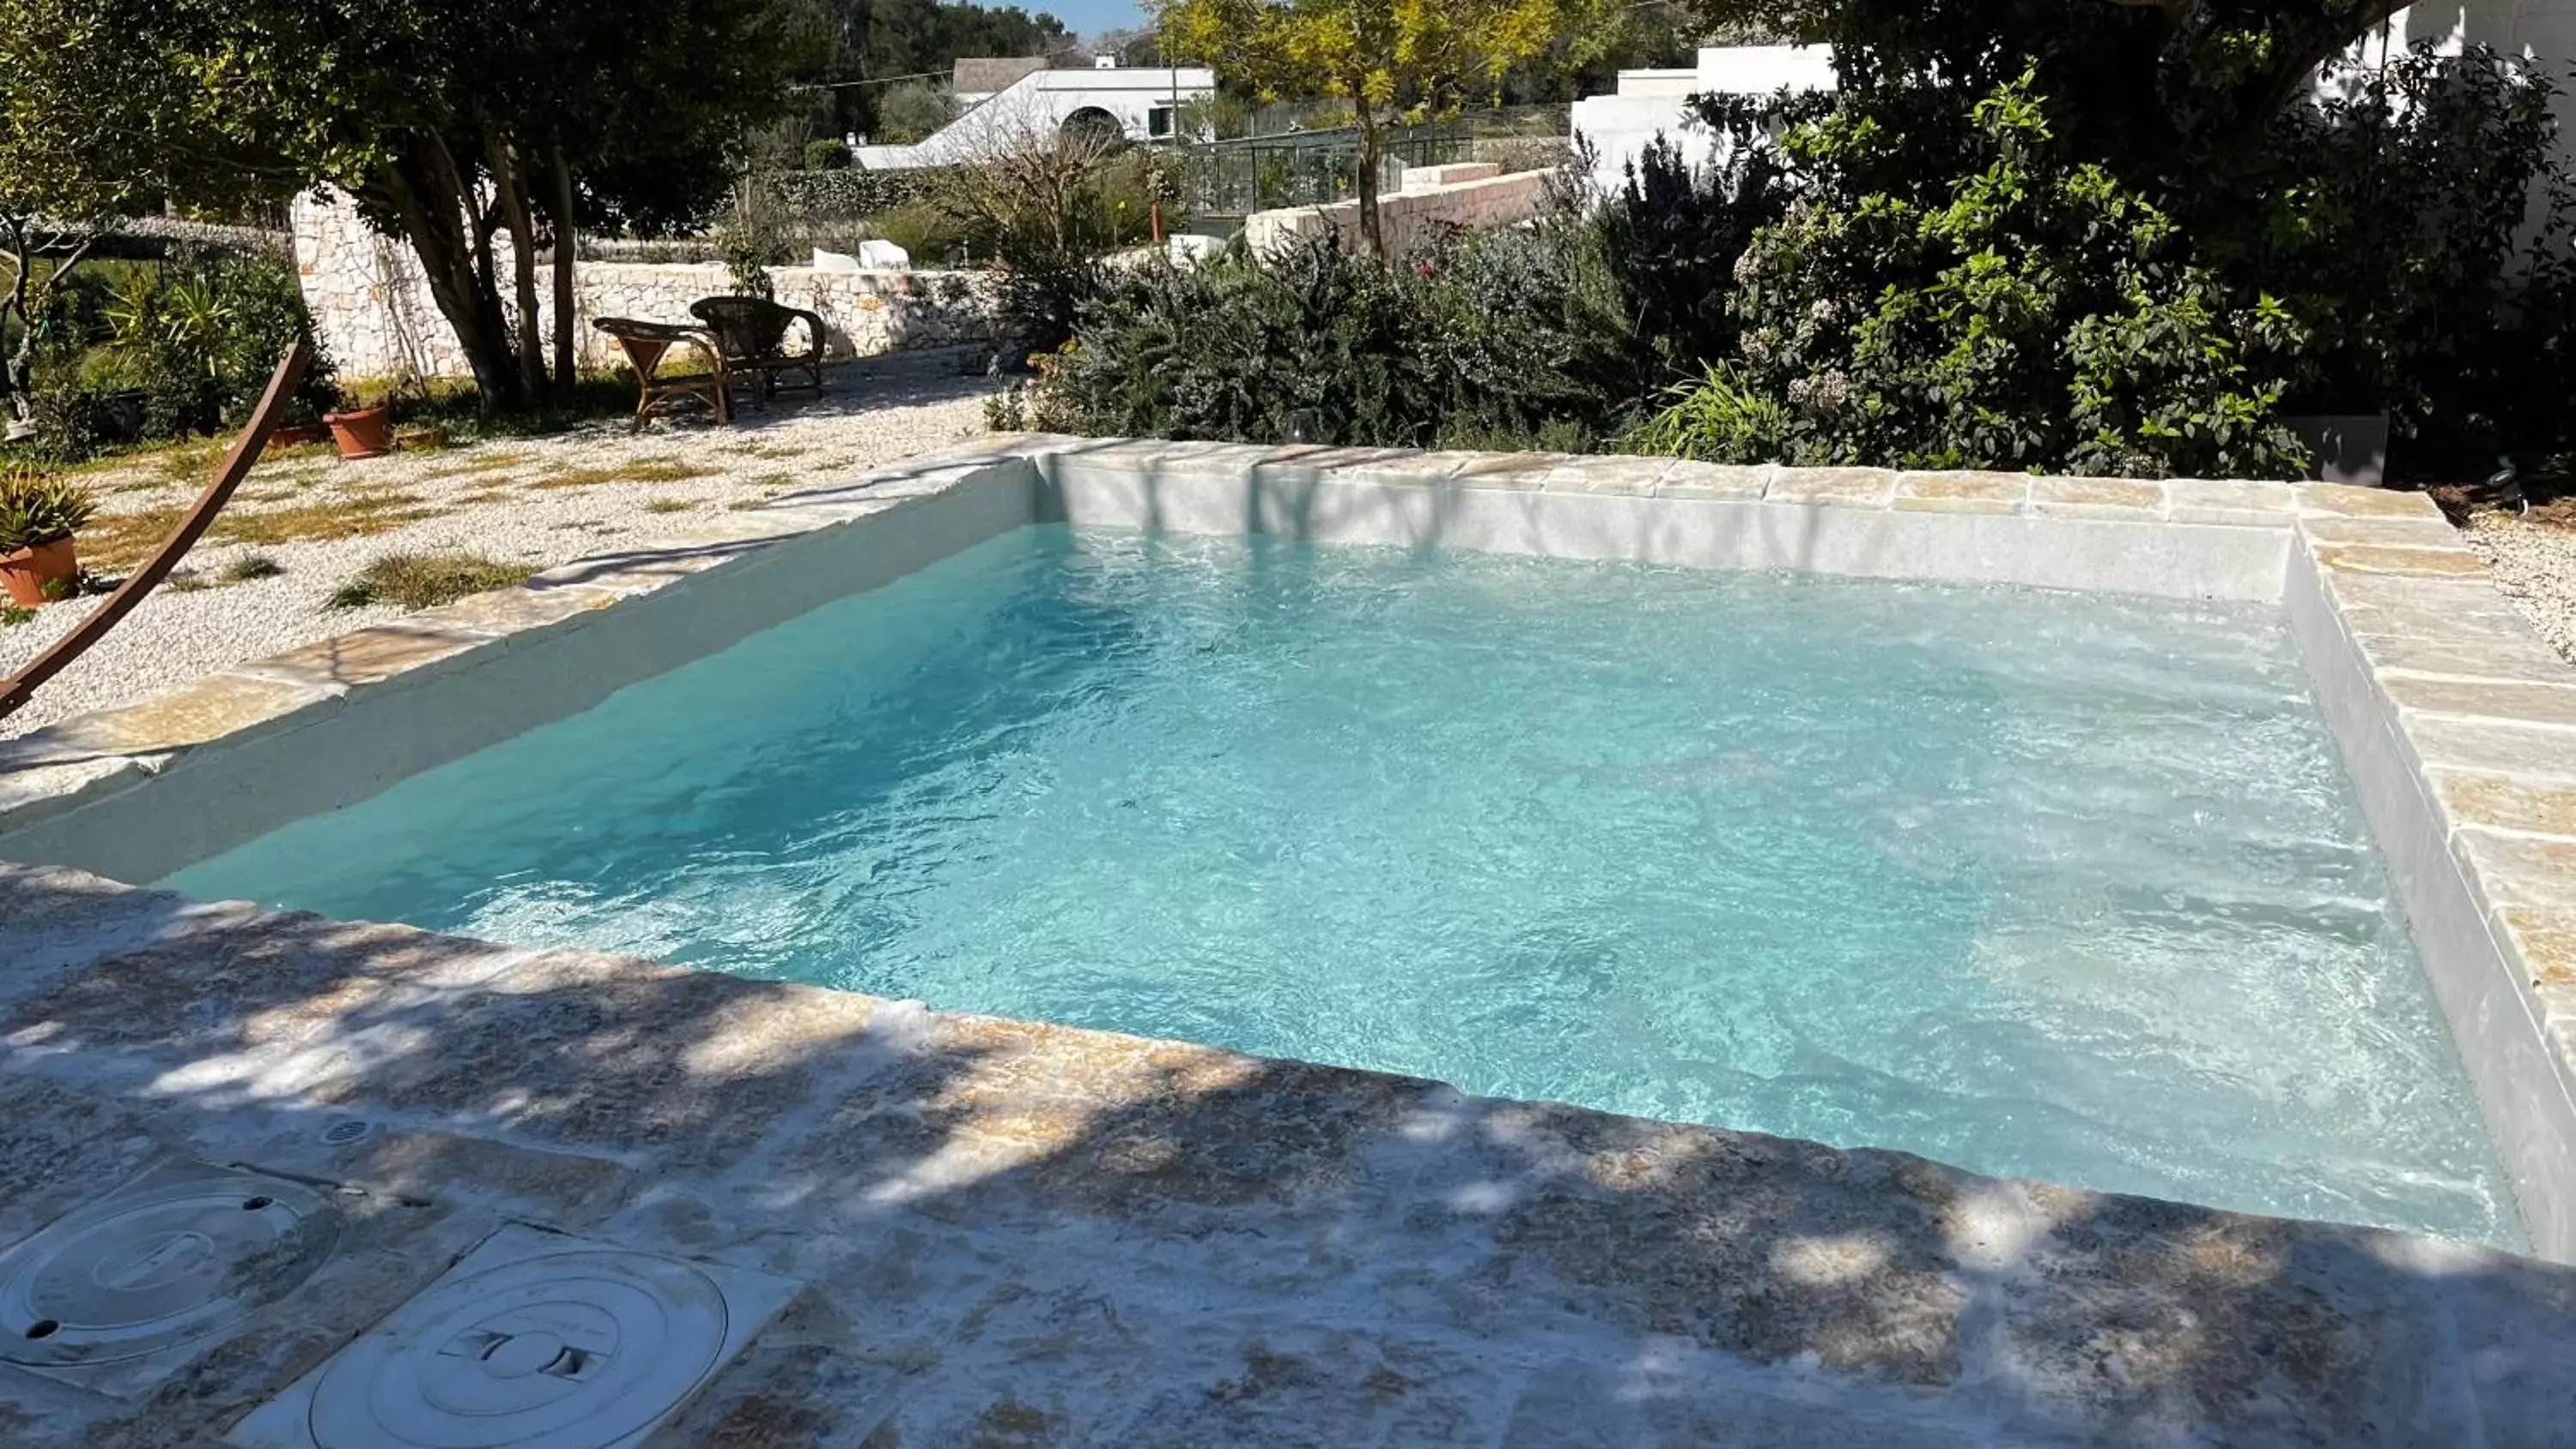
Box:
(307, 1247), (732, 1449)
(0, 1172), (339, 1367)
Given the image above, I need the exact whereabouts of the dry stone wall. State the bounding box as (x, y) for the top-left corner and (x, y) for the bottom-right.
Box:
(293, 192), (997, 382)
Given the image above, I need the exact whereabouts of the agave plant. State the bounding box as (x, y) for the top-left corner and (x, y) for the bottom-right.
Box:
(0, 471), (99, 554)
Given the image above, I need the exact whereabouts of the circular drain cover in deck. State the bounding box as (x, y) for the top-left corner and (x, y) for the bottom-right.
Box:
(307, 1246), (730, 1448)
(0, 1169), (339, 1367)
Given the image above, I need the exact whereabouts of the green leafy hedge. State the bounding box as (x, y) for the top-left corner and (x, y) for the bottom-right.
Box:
(1719, 74), (2308, 477)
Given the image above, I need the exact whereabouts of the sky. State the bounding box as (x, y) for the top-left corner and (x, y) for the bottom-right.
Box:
(1046, 0), (1148, 40)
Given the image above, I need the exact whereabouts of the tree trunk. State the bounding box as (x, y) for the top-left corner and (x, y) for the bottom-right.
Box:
(374, 144), (526, 414)
(485, 132), (550, 402)
(546, 136), (578, 405)
(1353, 106), (1386, 257)
(427, 132), (508, 376)
(0, 217), (33, 425)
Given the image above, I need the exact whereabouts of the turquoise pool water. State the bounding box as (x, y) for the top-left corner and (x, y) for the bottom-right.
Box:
(168, 526), (2519, 1246)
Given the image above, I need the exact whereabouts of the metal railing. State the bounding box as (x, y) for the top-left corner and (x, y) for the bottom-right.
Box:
(1177, 127), (1479, 216)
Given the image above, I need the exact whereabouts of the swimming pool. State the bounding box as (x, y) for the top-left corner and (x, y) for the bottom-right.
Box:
(9, 440), (2570, 1264)
(162, 524), (2518, 1246)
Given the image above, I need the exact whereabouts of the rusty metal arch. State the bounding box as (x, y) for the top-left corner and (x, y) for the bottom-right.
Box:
(0, 336), (313, 723)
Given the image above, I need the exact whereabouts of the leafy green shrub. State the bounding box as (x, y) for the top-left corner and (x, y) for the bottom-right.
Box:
(715, 223), (781, 300)
(1672, 15), (2576, 482)
(878, 82), (961, 145)
(2245, 49), (2576, 478)
(22, 248), (337, 461)
(802, 138), (854, 172)
(1023, 221), (1649, 449)
(0, 472), (98, 552)
(1590, 121), (1801, 374)
(1717, 75), (2306, 477)
(866, 201), (973, 266)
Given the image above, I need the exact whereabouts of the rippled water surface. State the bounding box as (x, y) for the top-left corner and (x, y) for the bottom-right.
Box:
(168, 526), (2520, 1246)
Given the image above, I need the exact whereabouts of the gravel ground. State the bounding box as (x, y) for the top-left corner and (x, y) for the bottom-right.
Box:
(2464, 509), (2576, 668)
(1, 360), (997, 738)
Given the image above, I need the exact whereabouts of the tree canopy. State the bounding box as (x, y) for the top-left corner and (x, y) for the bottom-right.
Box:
(1689, 0), (2418, 169)
(2, 0), (811, 412)
(793, 0), (1074, 142)
(1660, 0), (2576, 475)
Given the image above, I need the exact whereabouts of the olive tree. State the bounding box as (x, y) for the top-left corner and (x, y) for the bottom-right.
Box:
(2, 0), (811, 414)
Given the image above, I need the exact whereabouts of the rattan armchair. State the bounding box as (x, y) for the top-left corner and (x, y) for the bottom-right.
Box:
(592, 318), (730, 432)
(689, 295), (828, 410)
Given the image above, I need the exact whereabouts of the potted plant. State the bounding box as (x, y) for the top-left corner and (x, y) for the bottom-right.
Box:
(324, 387), (395, 460)
(0, 471), (98, 606)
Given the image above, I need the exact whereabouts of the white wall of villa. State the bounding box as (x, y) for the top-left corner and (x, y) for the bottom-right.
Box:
(1568, 45), (1837, 197)
(854, 67), (1218, 171)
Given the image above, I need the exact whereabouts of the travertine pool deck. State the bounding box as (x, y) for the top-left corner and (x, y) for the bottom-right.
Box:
(3, 439), (2576, 1444)
(7, 864), (2576, 1446)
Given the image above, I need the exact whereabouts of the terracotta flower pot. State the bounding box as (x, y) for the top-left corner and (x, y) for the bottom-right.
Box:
(0, 537), (78, 607)
(272, 421), (332, 448)
(324, 403), (395, 460)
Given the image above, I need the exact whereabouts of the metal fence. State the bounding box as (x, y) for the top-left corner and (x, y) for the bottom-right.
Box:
(1177, 126), (1479, 216)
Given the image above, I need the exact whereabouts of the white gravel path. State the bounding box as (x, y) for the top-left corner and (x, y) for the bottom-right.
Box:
(2, 361), (997, 738)
(2464, 510), (2576, 668)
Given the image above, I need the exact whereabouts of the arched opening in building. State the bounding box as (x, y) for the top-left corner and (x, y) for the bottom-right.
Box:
(1060, 106), (1127, 150)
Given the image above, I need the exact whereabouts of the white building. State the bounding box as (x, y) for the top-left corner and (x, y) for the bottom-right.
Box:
(857, 65), (1218, 170)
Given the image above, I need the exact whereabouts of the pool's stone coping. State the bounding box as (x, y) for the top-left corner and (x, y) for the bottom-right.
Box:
(1, 437), (2574, 1441)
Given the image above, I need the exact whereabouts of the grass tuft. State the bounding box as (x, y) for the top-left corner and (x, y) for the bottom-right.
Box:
(213, 493), (440, 548)
(425, 450), (537, 481)
(327, 552), (536, 611)
(79, 506), (185, 571)
(642, 497), (695, 514)
(150, 439), (337, 485)
(529, 459), (719, 491)
(225, 554), (286, 582)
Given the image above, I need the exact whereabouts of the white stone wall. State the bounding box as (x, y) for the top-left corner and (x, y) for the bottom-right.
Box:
(1242, 165), (1552, 258)
(293, 193), (998, 382)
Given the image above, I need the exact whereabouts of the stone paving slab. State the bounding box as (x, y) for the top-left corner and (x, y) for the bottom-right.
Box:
(1893, 470), (2028, 515)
